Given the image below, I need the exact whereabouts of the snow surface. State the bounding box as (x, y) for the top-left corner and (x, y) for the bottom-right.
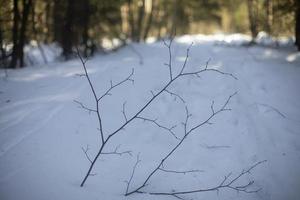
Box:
(0, 34), (300, 200)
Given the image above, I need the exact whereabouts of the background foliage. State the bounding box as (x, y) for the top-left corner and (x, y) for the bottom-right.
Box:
(0, 0), (298, 68)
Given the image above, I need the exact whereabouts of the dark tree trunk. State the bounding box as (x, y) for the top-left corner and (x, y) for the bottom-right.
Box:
(82, 0), (90, 57)
(10, 0), (32, 68)
(53, 0), (65, 43)
(296, 0), (300, 51)
(62, 0), (74, 60)
(18, 0), (32, 67)
(10, 0), (20, 68)
(247, 0), (259, 40)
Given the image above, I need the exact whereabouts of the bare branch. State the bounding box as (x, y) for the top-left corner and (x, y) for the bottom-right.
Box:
(158, 168), (204, 174)
(210, 100), (215, 114)
(81, 145), (93, 164)
(187, 92), (237, 135)
(163, 38), (174, 80)
(125, 153), (141, 194)
(179, 43), (193, 75)
(181, 67), (238, 80)
(172, 194), (186, 200)
(136, 116), (179, 139)
(76, 48), (105, 144)
(98, 68), (134, 102)
(182, 106), (192, 136)
(254, 103), (286, 118)
(75, 73), (86, 77)
(145, 160), (266, 197)
(125, 93), (238, 196)
(74, 100), (97, 114)
(78, 39), (239, 188)
(102, 145), (132, 156)
(122, 102), (128, 122)
(150, 90), (155, 97)
(164, 89), (186, 103)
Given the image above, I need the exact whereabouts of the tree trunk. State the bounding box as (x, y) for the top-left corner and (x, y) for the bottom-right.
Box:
(265, 0), (273, 34)
(53, 0), (64, 43)
(170, 0), (179, 37)
(247, 0), (258, 40)
(127, 0), (135, 41)
(10, 0), (20, 68)
(62, 0), (74, 60)
(18, 0), (32, 67)
(143, 0), (155, 41)
(135, 0), (145, 42)
(82, 0), (90, 57)
(296, 0), (300, 51)
(44, 0), (52, 43)
(0, 19), (7, 67)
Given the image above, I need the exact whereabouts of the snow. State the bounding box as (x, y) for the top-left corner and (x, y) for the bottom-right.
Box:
(0, 34), (300, 200)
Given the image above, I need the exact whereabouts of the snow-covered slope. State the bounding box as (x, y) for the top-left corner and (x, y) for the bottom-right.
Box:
(0, 35), (300, 200)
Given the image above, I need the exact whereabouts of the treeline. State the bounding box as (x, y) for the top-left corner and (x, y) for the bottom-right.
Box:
(0, 0), (299, 68)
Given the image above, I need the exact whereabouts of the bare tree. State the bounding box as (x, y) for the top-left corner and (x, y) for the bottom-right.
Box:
(247, 0), (259, 41)
(76, 39), (238, 187)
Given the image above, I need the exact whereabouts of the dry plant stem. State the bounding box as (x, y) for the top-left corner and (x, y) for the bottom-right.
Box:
(77, 41), (236, 187)
(125, 154), (141, 194)
(163, 38), (174, 80)
(147, 160), (267, 198)
(76, 50), (105, 144)
(125, 93), (237, 196)
(77, 50), (134, 187)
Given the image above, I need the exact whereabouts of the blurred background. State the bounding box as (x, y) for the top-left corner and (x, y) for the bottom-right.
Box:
(0, 0), (299, 68)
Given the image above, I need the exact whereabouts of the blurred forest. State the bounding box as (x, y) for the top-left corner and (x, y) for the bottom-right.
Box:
(0, 0), (299, 68)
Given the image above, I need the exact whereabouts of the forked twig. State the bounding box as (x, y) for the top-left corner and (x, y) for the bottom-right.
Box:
(125, 153), (141, 194)
(102, 144), (132, 156)
(136, 116), (178, 139)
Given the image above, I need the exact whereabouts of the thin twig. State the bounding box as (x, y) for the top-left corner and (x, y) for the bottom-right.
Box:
(164, 89), (186, 103)
(76, 48), (105, 144)
(74, 100), (97, 114)
(81, 145), (93, 164)
(136, 116), (178, 139)
(158, 168), (204, 174)
(181, 68), (238, 80)
(122, 101), (128, 122)
(102, 145), (132, 156)
(97, 69), (134, 102)
(125, 153), (141, 194)
(163, 38), (174, 81)
(254, 103), (286, 118)
(179, 42), (193, 75)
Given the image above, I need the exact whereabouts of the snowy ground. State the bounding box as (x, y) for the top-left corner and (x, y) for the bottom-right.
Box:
(0, 34), (300, 200)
